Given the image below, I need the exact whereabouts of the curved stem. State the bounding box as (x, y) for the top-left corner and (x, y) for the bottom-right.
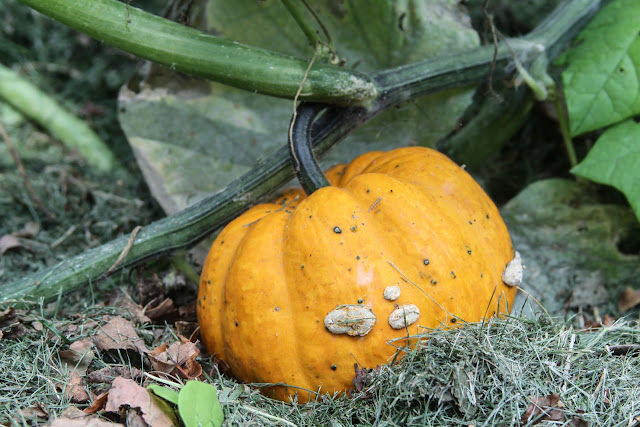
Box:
(289, 103), (331, 194)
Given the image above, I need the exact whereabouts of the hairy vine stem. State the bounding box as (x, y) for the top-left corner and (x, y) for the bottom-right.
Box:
(2, 0), (608, 305)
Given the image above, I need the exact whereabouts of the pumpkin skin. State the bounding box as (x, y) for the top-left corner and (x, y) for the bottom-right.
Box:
(197, 146), (517, 402)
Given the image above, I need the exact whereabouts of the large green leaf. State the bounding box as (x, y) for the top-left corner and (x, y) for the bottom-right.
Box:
(559, 0), (640, 136)
(502, 179), (640, 317)
(571, 119), (640, 222)
(119, 0), (478, 215)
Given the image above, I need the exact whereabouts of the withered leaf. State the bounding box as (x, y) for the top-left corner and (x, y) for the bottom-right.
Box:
(618, 286), (640, 313)
(83, 391), (109, 415)
(149, 339), (202, 379)
(0, 234), (28, 254)
(105, 377), (174, 427)
(50, 417), (122, 426)
(59, 338), (94, 377)
(64, 371), (91, 403)
(86, 366), (143, 384)
(520, 393), (566, 425)
(145, 298), (178, 322)
(92, 316), (148, 353)
(0, 307), (28, 340)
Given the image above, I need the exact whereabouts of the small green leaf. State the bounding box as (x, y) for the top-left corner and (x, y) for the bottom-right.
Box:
(178, 380), (224, 427)
(571, 119), (640, 221)
(147, 384), (180, 406)
(559, 0), (640, 136)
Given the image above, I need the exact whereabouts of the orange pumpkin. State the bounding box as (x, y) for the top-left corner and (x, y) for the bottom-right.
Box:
(197, 146), (519, 402)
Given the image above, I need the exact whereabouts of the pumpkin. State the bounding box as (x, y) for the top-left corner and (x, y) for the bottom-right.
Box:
(197, 146), (519, 402)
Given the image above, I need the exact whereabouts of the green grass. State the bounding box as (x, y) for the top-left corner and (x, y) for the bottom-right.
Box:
(1, 304), (638, 425)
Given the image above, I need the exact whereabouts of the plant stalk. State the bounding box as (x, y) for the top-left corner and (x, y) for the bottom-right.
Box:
(17, 0), (377, 105)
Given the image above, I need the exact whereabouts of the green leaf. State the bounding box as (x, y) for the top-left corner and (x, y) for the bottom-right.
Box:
(560, 0), (640, 136)
(147, 384), (180, 406)
(178, 380), (224, 427)
(119, 0), (478, 215)
(571, 119), (640, 221)
(501, 178), (640, 317)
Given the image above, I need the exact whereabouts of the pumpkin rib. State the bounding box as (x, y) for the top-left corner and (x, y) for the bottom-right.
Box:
(342, 172), (510, 324)
(198, 146), (518, 403)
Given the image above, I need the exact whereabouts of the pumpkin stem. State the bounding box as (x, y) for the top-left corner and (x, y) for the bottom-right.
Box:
(289, 103), (331, 194)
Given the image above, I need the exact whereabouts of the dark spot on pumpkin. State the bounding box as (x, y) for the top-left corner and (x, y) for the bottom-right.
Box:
(451, 318), (457, 323)
(356, 256), (360, 260)
(333, 226), (342, 234)
(235, 321), (239, 327)
(220, 240), (225, 245)
(203, 295), (206, 300)
(390, 189), (393, 193)
(450, 271), (456, 279)
(486, 214), (490, 219)
(468, 221), (473, 225)
(331, 365), (338, 370)
(480, 273), (483, 278)
(207, 280), (211, 285)
(266, 210), (271, 213)
(351, 226), (357, 232)
(358, 299), (363, 304)
(275, 307), (280, 312)
(366, 189), (370, 193)
(467, 248), (472, 255)
(348, 268), (352, 271)
(285, 209), (291, 213)
(423, 258), (430, 265)
(301, 265), (305, 269)
(430, 279), (438, 285)
(309, 215), (312, 218)
(395, 164), (400, 168)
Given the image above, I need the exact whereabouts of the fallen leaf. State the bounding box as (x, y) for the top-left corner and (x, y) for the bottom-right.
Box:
(618, 286), (640, 313)
(520, 393), (566, 425)
(103, 290), (151, 324)
(64, 371), (91, 403)
(83, 391), (109, 415)
(51, 417), (122, 426)
(145, 298), (178, 322)
(136, 273), (164, 306)
(59, 338), (95, 376)
(0, 234), (27, 254)
(149, 339), (202, 379)
(93, 316), (148, 353)
(105, 377), (175, 427)
(0, 307), (28, 340)
(86, 366), (143, 384)
(16, 404), (48, 423)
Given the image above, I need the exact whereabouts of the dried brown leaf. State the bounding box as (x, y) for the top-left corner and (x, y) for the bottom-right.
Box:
(50, 417), (122, 427)
(92, 316), (148, 353)
(83, 391), (109, 415)
(520, 393), (566, 425)
(618, 286), (640, 313)
(86, 366), (143, 384)
(104, 290), (151, 324)
(145, 298), (178, 322)
(0, 307), (28, 340)
(64, 371), (91, 403)
(149, 340), (202, 379)
(105, 377), (174, 427)
(59, 338), (94, 376)
(0, 234), (28, 254)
